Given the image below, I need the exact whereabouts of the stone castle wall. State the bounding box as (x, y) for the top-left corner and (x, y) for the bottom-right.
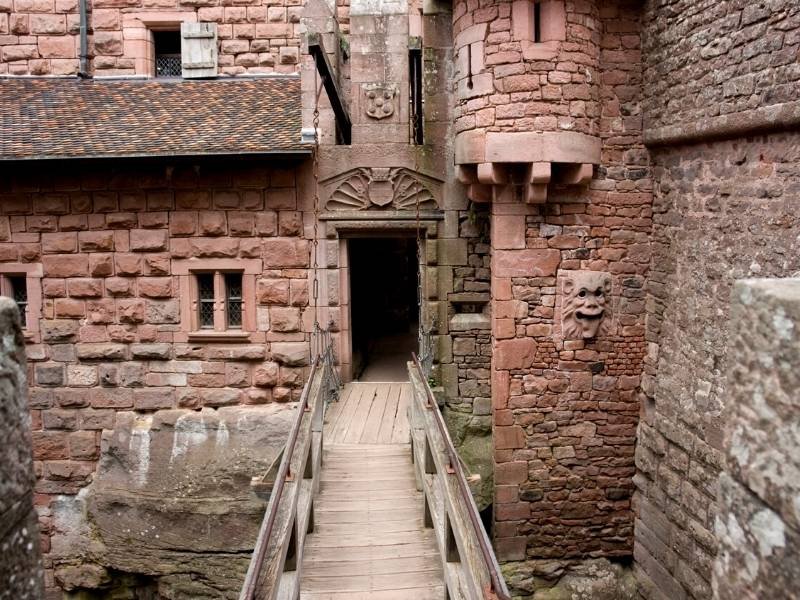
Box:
(634, 2), (800, 599)
(0, 298), (45, 600)
(0, 159), (315, 592)
(452, 0), (601, 137)
(711, 279), (800, 600)
(0, 0), (303, 76)
(471, 0), (652, 575)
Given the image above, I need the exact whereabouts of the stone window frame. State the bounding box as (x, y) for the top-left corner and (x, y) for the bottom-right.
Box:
(0, 263), (43, 341)
(121, 12), (197, 77)
(174, 258), (261, 343)
(512, 0), (566, 45)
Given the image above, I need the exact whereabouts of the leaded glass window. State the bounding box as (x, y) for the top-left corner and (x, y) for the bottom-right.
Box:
(7, 276), (27, 327)
(225, 273), (243, 329)
(197, 273), (215, 329)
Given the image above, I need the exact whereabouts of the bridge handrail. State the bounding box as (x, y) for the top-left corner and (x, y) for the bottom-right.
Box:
(410, 353), (511, 600)
(240, 332), (337, 600)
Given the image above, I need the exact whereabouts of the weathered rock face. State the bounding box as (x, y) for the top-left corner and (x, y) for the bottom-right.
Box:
(0, 298), (45, 600)
(51, 404), (295, 599)
(711, 279), (800, 600)
(502, 558), (636, 600)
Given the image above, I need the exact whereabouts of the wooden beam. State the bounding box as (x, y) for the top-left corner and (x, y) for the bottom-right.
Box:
(307, 32), (352, 145)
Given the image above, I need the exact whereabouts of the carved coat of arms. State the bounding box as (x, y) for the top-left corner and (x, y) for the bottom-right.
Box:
(364, 84), (397, 120)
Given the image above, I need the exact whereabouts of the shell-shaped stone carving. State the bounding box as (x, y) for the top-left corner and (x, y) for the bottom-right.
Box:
(323, 167), (441, 211)
(392, 169), (437, 210)
(326, 168), (372, 211)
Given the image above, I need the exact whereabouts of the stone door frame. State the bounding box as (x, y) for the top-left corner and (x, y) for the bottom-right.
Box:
(321, 217), (440, 382)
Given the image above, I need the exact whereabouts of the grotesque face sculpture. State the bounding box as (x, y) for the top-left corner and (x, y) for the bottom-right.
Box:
(561, 271), (612, 340)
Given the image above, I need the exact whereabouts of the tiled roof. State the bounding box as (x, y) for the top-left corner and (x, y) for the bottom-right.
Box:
(0, 77), (309, 160)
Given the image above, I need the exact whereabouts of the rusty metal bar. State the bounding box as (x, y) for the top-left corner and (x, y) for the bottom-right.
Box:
(411, 353), (511, 600)
(240, 356), (321, 600)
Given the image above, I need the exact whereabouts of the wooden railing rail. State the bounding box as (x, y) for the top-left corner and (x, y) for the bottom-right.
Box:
(239, 352), (333, 600)
(409, 354), (511, 600)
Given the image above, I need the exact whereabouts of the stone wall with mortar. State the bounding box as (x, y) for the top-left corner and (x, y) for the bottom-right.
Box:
(452, 0), (602, 137)
(0, 298), (45, 600)
(634, 2), (800, 599)
(0, 158), (315, 595)
(642, 0), (800, 138)
(0, 0), (304, 76)
(634, 133), (800, 600)
(711, 279), (800, 600)
(484, 0), (650, 587)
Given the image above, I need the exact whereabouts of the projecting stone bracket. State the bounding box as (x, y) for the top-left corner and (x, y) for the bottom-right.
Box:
(454, 130), (600, 204)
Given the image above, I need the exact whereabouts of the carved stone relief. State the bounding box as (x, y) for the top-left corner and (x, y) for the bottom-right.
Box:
(560, 271), (613, 340)
(363, 84), (397, 120)
(323, 167), (441, 211)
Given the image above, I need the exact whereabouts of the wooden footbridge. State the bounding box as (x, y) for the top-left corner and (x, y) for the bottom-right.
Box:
(239, 351), (511, 600)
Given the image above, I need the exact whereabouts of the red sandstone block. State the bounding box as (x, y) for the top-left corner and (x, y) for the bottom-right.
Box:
(42, 232), (77, 253)
(106, 277), (133, 297)
(169, 211), (197, 236)
(79, 409), (115, 430)
(253, 362), (278, 387)
(263, 238), (309, 268)
(134, 388), (175, 411)
(495, 461), (528, 485)
(43, 254), (89, 277)
(78, 231), (114, 252)
(115, 253), (143, 276)
(130, 229), (168, 251)
(225, 363), (250, 387)
(495, 425), (526, 450)
(190, 238), (239, 258)
(257, 278), (289, 304)
(495, 502), (530, 521)
(229, 212), (255, 236)
(32, 431), (69, 460)
(54, 298), (85, 318)
(90, 388), (133, 409)
(89, 254), (113, 277)
(67, 278), (103, 298)
(42, 408), (77, 430)
(138, 277), (172, 298)
(199, 211), (227, 236)
(255, 212), (277, 236)
(68, 431), (98, 460)
(43, 460), (94, 482)
(495, 537), (527, 561)
(494, 338), (537, 370)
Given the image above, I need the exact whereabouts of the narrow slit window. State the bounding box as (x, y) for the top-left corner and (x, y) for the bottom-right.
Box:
(197, 273), (215, 329)
(225, 273), (243, 329)
(8, 276), (27, 327)
(533, 1), (542, 43)
(409, 47), (424, 145)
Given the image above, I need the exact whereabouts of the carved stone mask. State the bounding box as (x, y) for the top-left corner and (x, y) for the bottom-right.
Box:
(561, 271), (612, 340)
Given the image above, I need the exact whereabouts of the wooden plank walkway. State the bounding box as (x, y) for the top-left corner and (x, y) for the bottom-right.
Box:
(299, 382), (443, 600)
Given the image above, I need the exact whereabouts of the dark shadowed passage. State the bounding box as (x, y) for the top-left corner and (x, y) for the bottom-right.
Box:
(348, 236), (418, 382)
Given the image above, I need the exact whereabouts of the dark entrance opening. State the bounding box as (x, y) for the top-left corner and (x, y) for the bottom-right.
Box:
(349, 236), (418, 381)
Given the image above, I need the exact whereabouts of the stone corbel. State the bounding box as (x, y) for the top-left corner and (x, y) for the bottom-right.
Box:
(454, 130), (600, 204)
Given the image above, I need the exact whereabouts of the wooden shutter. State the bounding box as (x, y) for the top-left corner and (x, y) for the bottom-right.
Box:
(181, 22), (218, 79)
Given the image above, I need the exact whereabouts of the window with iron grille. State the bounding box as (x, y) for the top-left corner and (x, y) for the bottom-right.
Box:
(1, 275), (28, 327)
(193, 271), (244, 331)
(154, 30), (182, 78)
